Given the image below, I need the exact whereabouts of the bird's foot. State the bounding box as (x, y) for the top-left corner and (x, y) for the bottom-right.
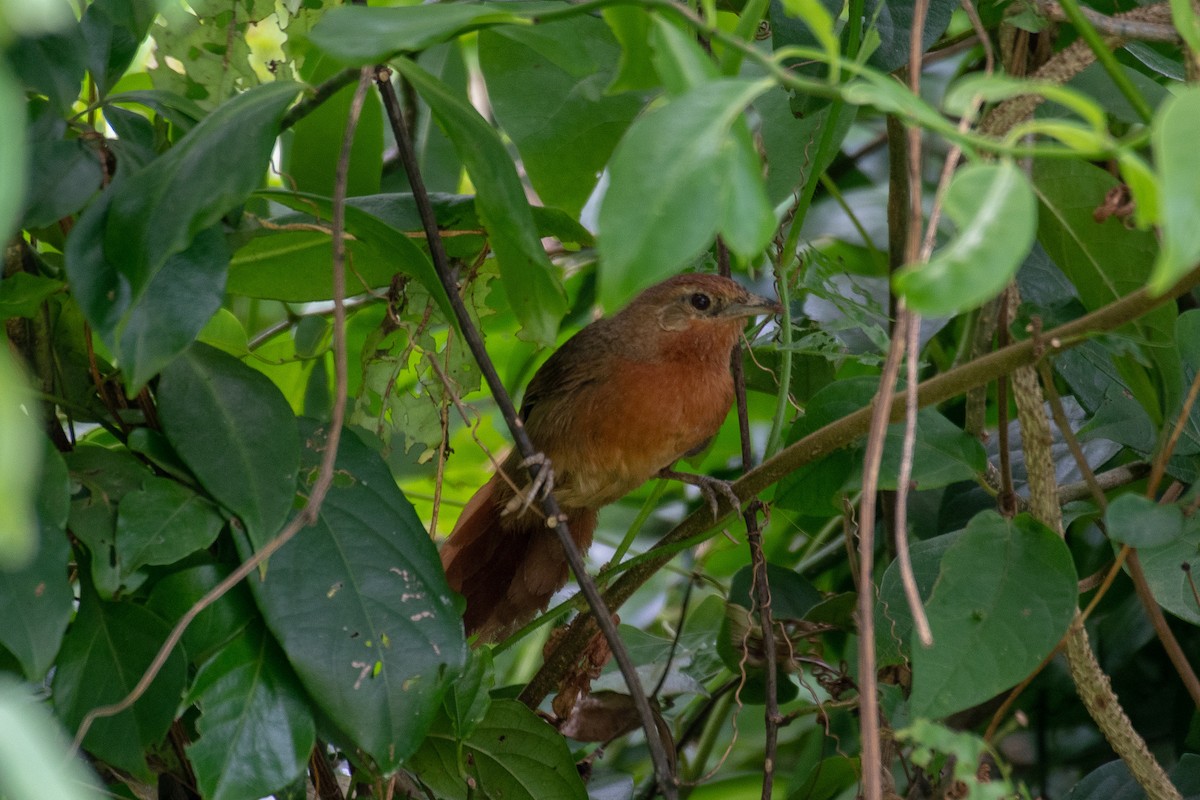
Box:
(503, 452), (555, 516)
(658, 468), (740, 518)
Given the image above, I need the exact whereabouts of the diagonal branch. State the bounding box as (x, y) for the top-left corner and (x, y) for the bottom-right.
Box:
(369, 67), (677, 799)
(522, 265), (1200, 708)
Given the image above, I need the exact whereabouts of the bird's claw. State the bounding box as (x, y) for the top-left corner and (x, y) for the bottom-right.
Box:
(503, 453), (555, 516)
(658, 469), (740, 518)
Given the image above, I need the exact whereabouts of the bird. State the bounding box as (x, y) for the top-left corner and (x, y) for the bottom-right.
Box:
(439, 273), (782, 643)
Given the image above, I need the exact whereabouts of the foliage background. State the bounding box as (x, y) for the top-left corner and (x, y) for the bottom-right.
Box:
(2, 0), (1200, 799)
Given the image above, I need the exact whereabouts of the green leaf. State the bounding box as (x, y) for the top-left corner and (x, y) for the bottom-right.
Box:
(21, 107), (103, 229)
(1133, 514), (1200, 625)
(0, 273), (61, 319)
(0, 351), (40, 569)
(877, 532), (962, 667)
(244, 421), (465, 771)
(186, 624), (315, 800)
(101, 80), (300, 297)
(597, 78), (773, 308)
(66, 443), (156, 598)
(80, 0), (156, 98)
(115, 476), (224, 575)
(0, 443), (72, 680)
(283, 55), (382, 198)
(894, 162), (1036, 316)
(308, 3), (528, 66)
(1105, 494), (1184, 549)
(478, 17), (644, 217)
(408, 699), (587, 800)
(0, 61), (27, 242)
(910, 512), (1077, 719)
(395, 58), (567, 344)
(157, 343), (300, 547)
(146, 563), (255, 667)
(442, 647), (494, 740)
(230, 190), (455, 327)
(8, 24), (87, 113)
(51, 584), (187, 779)
(0, 678), (105, 800)
(1151, 86), (1200, 294)
(602, 6), (659, 93)
(862, 0), (957, 72)
(649, 15), (719, 95)
(1033, 158), (1179, 424)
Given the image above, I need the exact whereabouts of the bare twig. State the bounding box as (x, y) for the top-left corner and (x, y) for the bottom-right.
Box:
(71, 68), (371, 751)
(894, 311), (932, 647)
(1147, 365), (1200, 499)
(1034, 0), (1182, 42)
(370, 67), (676, 798)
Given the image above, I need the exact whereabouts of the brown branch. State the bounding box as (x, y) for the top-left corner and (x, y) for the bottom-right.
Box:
(522, 265), (1200, 709)
(370, 66), (677, 798)
(71, 68), (371, 750)
(1033, 0), (1181, 41)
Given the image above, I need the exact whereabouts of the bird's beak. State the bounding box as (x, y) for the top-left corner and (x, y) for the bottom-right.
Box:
(720, 293), (784, 319)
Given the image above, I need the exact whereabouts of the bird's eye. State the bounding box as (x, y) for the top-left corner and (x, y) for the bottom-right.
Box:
(689, 292), (711, 311)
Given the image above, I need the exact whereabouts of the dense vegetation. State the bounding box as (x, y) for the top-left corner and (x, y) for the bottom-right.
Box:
(2, 0), (1200, 799)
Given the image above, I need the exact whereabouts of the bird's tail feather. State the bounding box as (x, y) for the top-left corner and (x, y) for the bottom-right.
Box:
(440, 476), (597, 643)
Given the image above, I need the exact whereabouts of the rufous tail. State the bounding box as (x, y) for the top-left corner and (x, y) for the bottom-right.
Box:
(440, 475), (597, 643)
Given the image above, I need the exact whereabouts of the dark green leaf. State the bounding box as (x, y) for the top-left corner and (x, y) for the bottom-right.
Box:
(597, 78), (772, 308)
(911, 512), (1077, 719)
(80, 0), (156, 97)
(0, 272), (63, 319)
(245, 421), (465, 771)
(1133, 514), (1200, 625)
(877, 532), (962, 667)
(308, 3), (527, 66)
(157, 343), (300, 546)
(788, 755), (860, 800)
(146, 563), (255, 666)
(52, 584), (187, 779)
(1033, 158), (1179, 424)
(408, 699), (587, 800)
(8, 25), (87, 112)
(21, 124), (103, 229)
(0, 444), (72, 680)
(0, 62), (27, 240)
(115, 476), (224, 574)
(396, 58), (567, 344)
(442, 646), (494, 740)
(186, 624), (315, 800)
(478, 18), (643, 216)
(1065, 754), (1200, 800)
(1105, 494), (1184, 548)
(894, 162), (1037, 316)
(66, 443), (157, 598)
(862, 0), (957, 72)
(1151, 86), (1200, 294)
(283, 55), (382, 198)
(101, 80), (300, 295)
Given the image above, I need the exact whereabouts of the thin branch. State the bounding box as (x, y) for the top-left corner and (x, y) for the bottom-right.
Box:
(1147, 364), (1200, 499)
(894, 311), (932, 647)
(370, 67), (677, 798)
(71, 68), (371, 750)
(1034, 0), (1182, 42)
(281, 66), (361, 131)
(717, 242), (780, 800)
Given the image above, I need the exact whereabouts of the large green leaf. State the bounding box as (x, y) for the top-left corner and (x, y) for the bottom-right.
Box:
(115, 476), (224, 574)
(51, 584), (187, 779)
(1033, 158), (1180, 423)
(145, 563), (255, 667)
(0, 61), (26, 243)
(408, 699), (587, 800)
(157, 343), (300, 547)
(894, 162), (1036, 316)
(308, 3), (527, 66)
(910, 512), (1077, 719)
(0, 678), (105, 800)
(396, 58), (567, 344)
(186, 624), (315, 800)
(66, 443), (156, 598)
(0, 350), (40, 568)
(1151, 86), (1200, 294)
(478, 17), (644, 217)
(1135, 513), (1200, 625)
(283, 54), (382, 199)
(597, 78), (774, 308)
(100, 80), (299, 296)
(876, 532), (963, 667)
(79, 0), (156, 98)
(245, 421), (465, 771)
(0, 443), (72, 680)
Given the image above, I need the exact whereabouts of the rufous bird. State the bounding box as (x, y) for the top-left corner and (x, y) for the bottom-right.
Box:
(440, 273), (782, 642)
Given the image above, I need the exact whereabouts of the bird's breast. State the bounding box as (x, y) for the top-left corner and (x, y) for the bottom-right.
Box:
(537, 357), (734, 509)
